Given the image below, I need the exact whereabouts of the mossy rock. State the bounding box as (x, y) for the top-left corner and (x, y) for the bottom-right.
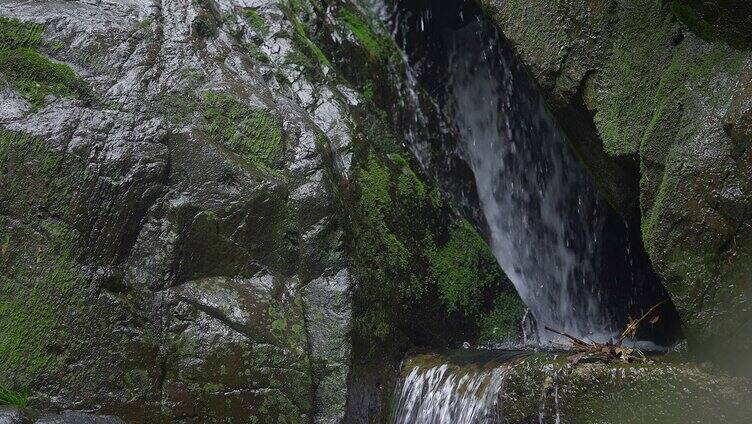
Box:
(0, 17), (87, 108)
(501, 354), (752, 423)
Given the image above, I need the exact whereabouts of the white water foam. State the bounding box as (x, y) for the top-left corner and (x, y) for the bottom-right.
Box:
(392, 362), (507, 424)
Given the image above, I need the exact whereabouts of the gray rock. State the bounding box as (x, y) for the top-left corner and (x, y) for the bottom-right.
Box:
(0, 0), (366, 421)
(0, 407), (25, 424)
(35, 412), (126, 424)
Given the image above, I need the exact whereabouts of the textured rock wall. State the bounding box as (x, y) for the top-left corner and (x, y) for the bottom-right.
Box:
(0, 0), (357, 421)
(0, 0), (524, 421)
(480, 0), (752, 373)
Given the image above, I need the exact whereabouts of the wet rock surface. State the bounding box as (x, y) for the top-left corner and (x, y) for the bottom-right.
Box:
(481, 0), (752, 373)
(502, 354), (752, 423)
(0, 0), (359, 421)
(0, 408), (125, 424)
(0, 0), (524, 422)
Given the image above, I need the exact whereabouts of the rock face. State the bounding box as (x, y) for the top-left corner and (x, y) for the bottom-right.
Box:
(500, 354), (752, 423)
(0, 0), (357, 421)
(0, 0), (523, 422)
(0, 407), (126, 424)
(480, 0), (752, 373)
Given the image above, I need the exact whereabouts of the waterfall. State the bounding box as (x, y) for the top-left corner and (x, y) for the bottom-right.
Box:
(443, 22), (613, 342)
(387, 1), (617, 343)
(391, 352), (522, 424)
(384, 0), (682, 345)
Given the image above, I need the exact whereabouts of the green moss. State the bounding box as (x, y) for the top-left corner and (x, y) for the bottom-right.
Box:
(201, 92), (283, 170)
(0, 384), (28, 407)
(0, 16), (44, 50)
(639, 42), (741, 256)
(479, 292), (525, 344)
(428, 221), (503, 318)
(0, 129), (80, 221)
(483, 0), (569, 86)
(244, 9), (269, 36)
(670, 0), (717, 42)
(593, 1), (675, 156)
(286, 10), (330, 71)
(350, 144), (522, 354)
(0, 219), (82, 379)
(500, 354), (752, 423)
(191, 0), (222, 38)
(350, 152), (427, 351)
(0, 47), (86, 108)
(0, 17), (87, 108)
(359, 108), (399, 154)
(593, 0), (741, 158)
(339, 8), (391, 61)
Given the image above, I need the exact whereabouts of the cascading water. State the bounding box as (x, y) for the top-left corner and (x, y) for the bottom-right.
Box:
(387, 0), (680, 345)
(391, 351), (524, 424)
(444, 22), (611, 340)
(392, 363), (505, 423)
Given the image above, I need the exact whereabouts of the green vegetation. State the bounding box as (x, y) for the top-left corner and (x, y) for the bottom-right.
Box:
(201, 92), (283, 170)
(593, 1), (674, 156)
(501, 354), (752, 423)
(0, 16), (44, 49)
(0, 219), (82, 379)
(350, 127), (522, 355)
(0, 47), (85, 107)
(339, 8), (392, 61)
(191, 0), (222, 38)
(479, 293), (525, 344)
(428, 221), (502, 318)
(0, 128), (87, 382)
(0, 129), (77, 219)
(288, 13), (330, 70)
(244, 9), (269, 35)
(593, 0), (742, 158)
(0, 384), (28, 407)
(669, 0), (716, 42)
(0, 17), (86, 107)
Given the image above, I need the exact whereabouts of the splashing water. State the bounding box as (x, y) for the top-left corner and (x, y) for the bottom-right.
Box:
(392, 361), (507, 424)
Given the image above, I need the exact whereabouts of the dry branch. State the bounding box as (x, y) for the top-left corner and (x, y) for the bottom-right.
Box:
(545, 300), (669, 365)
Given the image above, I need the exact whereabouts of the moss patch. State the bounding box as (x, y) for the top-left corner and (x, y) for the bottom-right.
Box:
(479, 292), (525, 344)
(0, 219), (83, 380)
(501, 354), (752, 423)
(339, 8), (391, 61)
(350, 141), (522, 356)
(669, 0), (717, 43)
(201, 92), (283, 170)
(0, 17), (86, 108)
(428, 221), (503, 318)
(244, 9), (269, 36)
(592, 1), (676, 156)
(284, 3), (330, 73)
(0, 384), (28, 407)
(0, 16), (44, 49)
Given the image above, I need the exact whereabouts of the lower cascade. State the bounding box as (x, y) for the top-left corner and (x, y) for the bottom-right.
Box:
(391, 352), (522, 424)
(391, 365), (504, 424)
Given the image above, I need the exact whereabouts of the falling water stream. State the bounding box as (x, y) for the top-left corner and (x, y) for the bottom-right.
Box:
(445, 22), (612, 340)
(385, 0), (678, 345)
(365, 0), (682, 422)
